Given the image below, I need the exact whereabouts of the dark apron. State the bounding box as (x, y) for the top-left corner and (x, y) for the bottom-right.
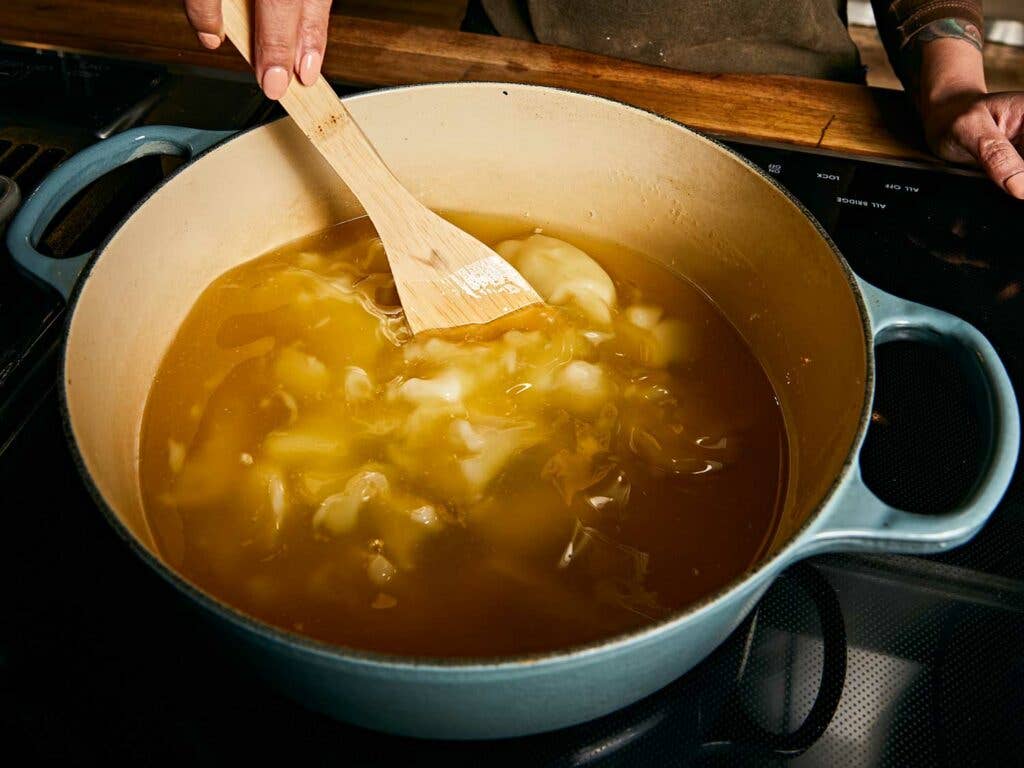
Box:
(482, 0), (865, 82)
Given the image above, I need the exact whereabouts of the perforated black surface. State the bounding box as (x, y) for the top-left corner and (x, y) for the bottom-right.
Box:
(861, 341), (985, 515)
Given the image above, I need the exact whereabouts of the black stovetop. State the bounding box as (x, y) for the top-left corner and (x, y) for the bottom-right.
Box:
(1, 46), (1022, 767)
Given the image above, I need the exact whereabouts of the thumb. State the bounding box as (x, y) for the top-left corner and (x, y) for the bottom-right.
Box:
(972, 116), (1024, 199)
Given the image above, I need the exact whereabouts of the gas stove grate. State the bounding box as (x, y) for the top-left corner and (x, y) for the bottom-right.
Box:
(0, 137), (69, 195)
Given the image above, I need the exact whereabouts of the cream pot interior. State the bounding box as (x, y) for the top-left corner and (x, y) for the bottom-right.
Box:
(65, 83), (867, 617)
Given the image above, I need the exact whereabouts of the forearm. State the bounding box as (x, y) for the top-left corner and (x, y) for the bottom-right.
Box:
(907, 21), (986, 115)
(870, 1), (984, 94)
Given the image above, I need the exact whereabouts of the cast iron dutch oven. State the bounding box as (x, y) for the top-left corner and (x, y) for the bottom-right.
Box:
(7, 84), (1018, 739)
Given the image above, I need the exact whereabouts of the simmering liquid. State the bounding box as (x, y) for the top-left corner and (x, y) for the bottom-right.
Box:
(139, 214), (786, 657)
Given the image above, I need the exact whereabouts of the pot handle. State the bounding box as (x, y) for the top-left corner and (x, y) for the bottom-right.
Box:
(6, 126), (233, 301)
(806, 279), (1020, 556)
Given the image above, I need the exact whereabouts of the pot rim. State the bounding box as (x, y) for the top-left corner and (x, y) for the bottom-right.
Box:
(58, 81), (875, 673)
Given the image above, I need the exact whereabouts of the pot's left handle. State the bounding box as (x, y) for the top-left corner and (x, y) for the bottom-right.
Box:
(804, 280), (1020, 557)
(6, 126), (233, 300)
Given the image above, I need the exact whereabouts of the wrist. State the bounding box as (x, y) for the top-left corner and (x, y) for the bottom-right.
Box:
(901, 20), (986, 113)
(923, 43), (985, 96)
(915, 45), (992, 160)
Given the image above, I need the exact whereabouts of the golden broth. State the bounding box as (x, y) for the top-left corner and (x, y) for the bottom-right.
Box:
(139, 214), (786, 657)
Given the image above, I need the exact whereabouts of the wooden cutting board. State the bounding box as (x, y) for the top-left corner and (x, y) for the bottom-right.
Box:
(0, 0), (928, 162)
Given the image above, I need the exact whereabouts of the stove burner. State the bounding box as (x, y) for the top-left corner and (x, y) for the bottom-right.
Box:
(0, 174), (18, 229)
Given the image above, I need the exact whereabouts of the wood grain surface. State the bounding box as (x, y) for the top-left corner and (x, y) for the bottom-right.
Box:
(0, 0), (931, 162)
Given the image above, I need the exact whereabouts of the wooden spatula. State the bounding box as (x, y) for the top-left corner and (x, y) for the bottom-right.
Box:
(221, 0), (542, 336)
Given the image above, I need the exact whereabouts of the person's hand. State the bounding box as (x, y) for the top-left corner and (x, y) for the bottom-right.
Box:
(913, 32), (1024, 200)
(184, 0), (333, 100)
(922, 90), (1024, 199)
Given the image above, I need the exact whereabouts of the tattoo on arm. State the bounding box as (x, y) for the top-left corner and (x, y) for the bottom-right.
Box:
(913, 18), (983, 51)
(901, 19), (984, 95)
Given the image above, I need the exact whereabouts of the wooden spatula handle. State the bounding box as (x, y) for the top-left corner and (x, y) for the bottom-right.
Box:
(221, 0), (412, 223)
(220, 0), (542, 335)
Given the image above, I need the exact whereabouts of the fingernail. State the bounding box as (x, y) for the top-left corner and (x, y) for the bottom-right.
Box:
(262, 66), (290, 100)
(299, 51), (322, 86)
(1006, 171), (1024, 200)
(197, 32), (221, 50)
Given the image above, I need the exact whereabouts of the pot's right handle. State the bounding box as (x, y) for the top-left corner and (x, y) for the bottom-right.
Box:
(806, 279), (1019, 556)
(6, 125), (233, 301)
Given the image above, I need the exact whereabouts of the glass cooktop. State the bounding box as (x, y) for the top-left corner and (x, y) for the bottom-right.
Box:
(1, 45), (1022, 766)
